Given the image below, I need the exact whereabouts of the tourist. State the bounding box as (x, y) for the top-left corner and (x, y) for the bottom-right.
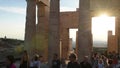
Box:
(93, 55), (99, 68)
(39, 56), (48, 68)
(30, 54), (41, 68)
(30, 57), (34, 68)
(61, 58), (67, 68)
(19, 50), (30, 68)
(80, 56), (92, 68)
(113, 56), (118, 68)
(52, 53), (61, 68)
(101, 55), (108, 68)
(67, 53), (80, 68)
(6, 55), (16, 68)
(97, 59), (104, 68)
(106, 59), (114, 68)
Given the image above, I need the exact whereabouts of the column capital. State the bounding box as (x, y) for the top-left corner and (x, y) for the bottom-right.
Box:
(26, 0), (36, 2)
(37, 1), (46, 6)
(37, 0), (49, 6)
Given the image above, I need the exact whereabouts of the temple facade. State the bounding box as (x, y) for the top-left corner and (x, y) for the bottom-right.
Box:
(25, 0), (120, 67)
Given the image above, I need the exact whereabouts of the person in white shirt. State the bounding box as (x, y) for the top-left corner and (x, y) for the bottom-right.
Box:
(97, 59), (104, 68)
(30, 54), (41, 68)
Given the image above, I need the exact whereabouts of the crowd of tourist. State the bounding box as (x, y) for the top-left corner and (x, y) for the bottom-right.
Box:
(4, 50), (120, 68)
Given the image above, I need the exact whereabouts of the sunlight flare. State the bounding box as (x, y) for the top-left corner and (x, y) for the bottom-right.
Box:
(99, 13), (108, 18)
(92, 13), (115, 41)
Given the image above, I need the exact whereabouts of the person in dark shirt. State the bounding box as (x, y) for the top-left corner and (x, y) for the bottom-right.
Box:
(52, 53), (61, 68)
(19, 50), (29, 68)
(80, 56), (92, 68)
(67, 53), (80, 68)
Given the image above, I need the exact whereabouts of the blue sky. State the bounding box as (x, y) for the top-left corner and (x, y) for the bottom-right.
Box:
(0, 0), (26, 40)
(0, 0), (79, 40)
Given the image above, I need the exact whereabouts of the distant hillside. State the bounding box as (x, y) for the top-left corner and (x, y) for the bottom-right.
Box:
(0, 38), (24, 48)
(93, 41), (107, 47)
(0, 38), (24, 61)
(72, 40), (107, 48)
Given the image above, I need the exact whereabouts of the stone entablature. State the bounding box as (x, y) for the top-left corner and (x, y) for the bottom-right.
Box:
(90, 0), (120, 10)
(60, 12), (79, 28)
(90, 0), (120, 17)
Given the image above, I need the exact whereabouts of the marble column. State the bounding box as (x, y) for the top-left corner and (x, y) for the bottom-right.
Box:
(76, 31), (78, 56)
(36, 1), (49, 61)
(25, 0), (36, 57)
(107, 31), (118, 53)
(48, 0), (60, 67)
(78, 0), (92, 62)
(116, 16), (120, 54)
(61, 28), (69, 59)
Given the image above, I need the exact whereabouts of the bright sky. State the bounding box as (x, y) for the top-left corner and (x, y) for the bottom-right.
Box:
(0, 0), (115, 43)
(70, 15), (115, 42)
(69, 14), (115, 42)
(0, 0), (79, 40)
(0, 0), (26, 40)
(92, 15), (115, 42)
(69, 29), (78, 41)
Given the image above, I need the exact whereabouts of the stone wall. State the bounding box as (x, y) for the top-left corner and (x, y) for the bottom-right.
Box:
(60, 11), (79, 59)
(90, 0), (120, 10)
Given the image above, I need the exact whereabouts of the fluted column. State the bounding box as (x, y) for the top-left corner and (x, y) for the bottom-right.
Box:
(61, 28), (69, 59)
(76, 31), (78, 56)
(116, 16), (120, 54)
(36, 1), (49, 61)
(78, 0), (92, 62)
(25, 0), (36, 57)
(48, 0), (60, 67)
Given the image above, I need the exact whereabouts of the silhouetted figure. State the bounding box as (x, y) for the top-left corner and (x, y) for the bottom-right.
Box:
(67, 53), (80, 68)
(61, 58), (67, 68)
(39, 56), (48, 68)
(52, 53), (61, 68)
(6, 55), (16, 68)
(19, 50), (29, 68)
(106, 59), (114, 68)
(80, 56), (92, 68)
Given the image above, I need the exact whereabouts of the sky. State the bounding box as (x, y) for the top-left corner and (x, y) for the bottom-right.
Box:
(0, 0), (115, 43)
(0, 0), (26, 40)
(0, 0), (79, 40)
(92, 16), (115, 42)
